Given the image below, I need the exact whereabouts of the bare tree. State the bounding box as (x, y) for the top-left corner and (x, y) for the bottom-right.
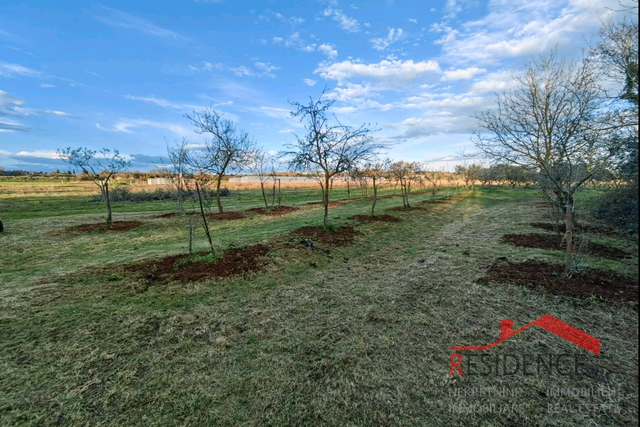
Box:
(248, 149), (279, 209)
(389, 161), (420, 209)
(57, 147), (131, 225)
(184, 107), (256, 213)
(363, 159), (389, 216)
(167, 138), (216, 254)
(454, 164), (482, 191)
(282, 89), (381, 227)
(474, 50), (614, 275)
(166, 137), (191, 215)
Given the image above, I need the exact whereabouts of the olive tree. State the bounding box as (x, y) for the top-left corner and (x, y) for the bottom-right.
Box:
(57, 147), (131, 225)
(474, 50), (614, 275)
(282, 89), (381, 227)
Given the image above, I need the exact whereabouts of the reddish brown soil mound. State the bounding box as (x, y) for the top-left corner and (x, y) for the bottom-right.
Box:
(479, 260), (638, 304)
(306, 201), (346, 207)
(290, 225), (358, 246)
(349, 214), (401, 223)
(207, 212), (246, 220)
(247, 206), (300, 216)
(68, 221), (144, 232)
(126, 245), (270, 284)
(530, 222), (618, 236)
(502, 233), (632, 260)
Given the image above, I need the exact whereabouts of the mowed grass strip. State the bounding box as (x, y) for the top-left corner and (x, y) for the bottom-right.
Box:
(0, 187), (637, 426)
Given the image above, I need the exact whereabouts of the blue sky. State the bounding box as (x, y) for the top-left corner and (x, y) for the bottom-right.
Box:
(0, 0), (631, 172)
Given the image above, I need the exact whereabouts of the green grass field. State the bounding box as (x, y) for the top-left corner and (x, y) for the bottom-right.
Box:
(0, 182), (637, 426)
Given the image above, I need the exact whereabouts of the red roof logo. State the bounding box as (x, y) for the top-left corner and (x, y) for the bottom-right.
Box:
(450, 314), (600, 355)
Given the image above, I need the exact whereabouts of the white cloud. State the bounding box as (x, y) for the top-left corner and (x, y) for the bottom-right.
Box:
(303, 78), (317, 86)
(277, 32), (316, 52)
(442, 66), (486, 81)
(254, 61), (280, 77)
(14, 150), (62, 159)
(371, 28), (404, 51)
(434, 0), (621, 65)
(40, 83), (56, 88)
(318, 43), (338, 59)
(316, 58), (441, 91)
(408, 18), (418, 23)
(323, 8), (360, 33)
(469, 70), (520, 94)
(188, 62), (224, 72)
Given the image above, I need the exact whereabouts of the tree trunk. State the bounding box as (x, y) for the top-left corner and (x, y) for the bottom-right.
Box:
(564, 197), (575, 276)
(323, 175), (330, 228)
(371, 177), (378, 217)
(260, 182), (269, 208)
(215, 176), (223, 213)
(196, 182), (215, 255)
(103, 182), (113, 225)
(277, 179), (281, 207)
(347, 180), (350, 199)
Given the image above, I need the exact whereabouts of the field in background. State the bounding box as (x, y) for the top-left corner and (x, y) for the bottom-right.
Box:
(0, 183), (637, 426)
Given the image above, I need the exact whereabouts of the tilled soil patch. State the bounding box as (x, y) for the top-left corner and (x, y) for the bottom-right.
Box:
(530, 222), (619, 236)
(247, 206), (300, 216)
(348, 214), (401, 223)
(67, 221), (145, 233)
(125, 245), (271, 284)
(478, 260), (638, 304)
(207, 212), (246, 220)
(306, 201), (347, 207)
(289, 225), (358, 246)
(502, 233), (632, 260)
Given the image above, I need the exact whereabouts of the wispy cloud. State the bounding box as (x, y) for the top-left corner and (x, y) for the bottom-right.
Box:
(258, 10), (305, 26)
(303, 78), (318, 86)
(371, 28), (404, 51)
(0, 90), (78, 132)
(0, 61), (44, 78)
(125, 95), (202, 111)
(97, 119), (192, 136)
(323, 8), (360, 33)
(95, 6), (189, 41)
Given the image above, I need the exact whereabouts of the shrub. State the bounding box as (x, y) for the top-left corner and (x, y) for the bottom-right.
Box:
(91, 186), (231, 203)
(592, 186), (638, 233)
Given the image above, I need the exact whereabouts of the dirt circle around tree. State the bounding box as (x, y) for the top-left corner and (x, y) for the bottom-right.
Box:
(125, 244), (271, 285)
(479, 259), (638, 304)
(530, 222), (619, 236)
(207, 212), (246, 220)
(67, 221), (145, 233)
(502, 233), (632, 260)
(289, 225), (358, 246)
(306, 201), (347, 207)
(348, 214), (401, 223)
(247, 206), (300, 216)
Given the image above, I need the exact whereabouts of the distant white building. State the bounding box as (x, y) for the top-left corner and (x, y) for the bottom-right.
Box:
(147, 177), (171, 185)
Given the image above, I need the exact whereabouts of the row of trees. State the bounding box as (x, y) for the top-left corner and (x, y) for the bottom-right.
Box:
(474, 6), (638, 275)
